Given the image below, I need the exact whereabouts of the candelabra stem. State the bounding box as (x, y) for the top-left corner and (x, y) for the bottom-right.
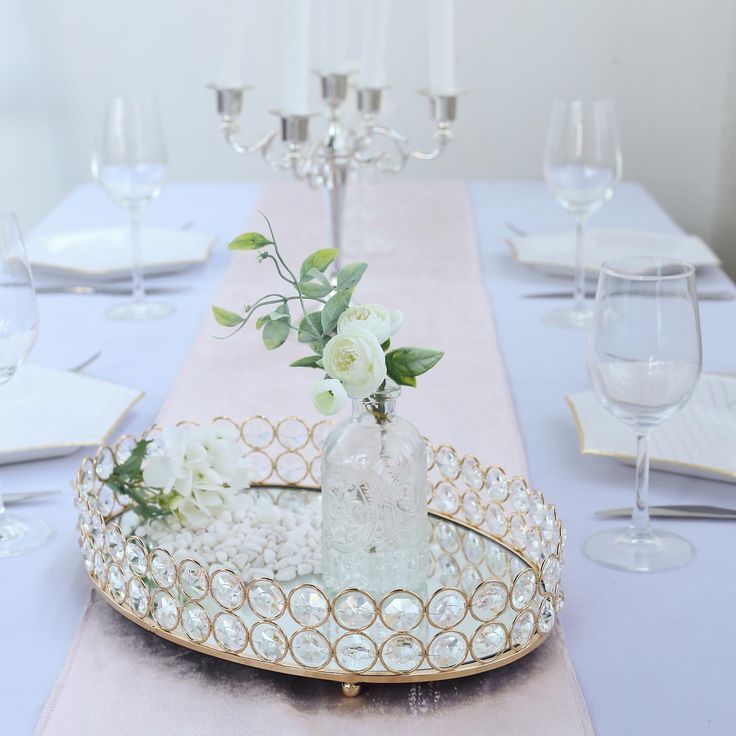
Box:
(325, 154), (349, 274)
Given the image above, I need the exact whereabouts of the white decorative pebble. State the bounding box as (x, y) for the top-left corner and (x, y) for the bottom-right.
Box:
(137, 493), (322, 584)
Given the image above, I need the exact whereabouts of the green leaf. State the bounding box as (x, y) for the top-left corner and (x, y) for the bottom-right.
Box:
(257, 301), (289, 330)
(299, 268), (333, 299)
(271, 302), (291, 321)
(391, 374), (417, 387)
(290, 355), (322, 368)
(300, 281), (333, 299)
(381, 339), (391, 352)
(336, 262), (368, 291)
(227, 232), (274, 250)
(112, 439), (150, 478)
(262, 316), (290, 350)
(300, 249), (339, 279)
(298, 311), (324, 344)
(212, 305), (244, 327)
(298, 267), (334, 299)
(321, 289), (352, 333)
(385, 347), (444, 386)
(305, 267), (331, 283)
(261, 302), (291, 349)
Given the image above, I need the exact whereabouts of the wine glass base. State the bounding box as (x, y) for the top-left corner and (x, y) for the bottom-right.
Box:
(106, 299), (175, 321)
(0, 515), (51, 557)
(543, 306), (593, 329)
(584, 526), (694, 572)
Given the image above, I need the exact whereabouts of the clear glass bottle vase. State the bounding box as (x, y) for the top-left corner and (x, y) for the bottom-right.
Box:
(320, 384), (430, 599)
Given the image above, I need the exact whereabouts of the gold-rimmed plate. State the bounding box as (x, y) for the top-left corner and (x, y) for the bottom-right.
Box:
(0, 365), (142, 464)
(567, 373), (736, 483)
(508, 229), (720, 277)
(28, 227), (216, 281)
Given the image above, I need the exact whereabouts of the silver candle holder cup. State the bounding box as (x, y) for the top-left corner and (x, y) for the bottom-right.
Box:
(277, 114), (311, 145)
(356, 88), (384, 116)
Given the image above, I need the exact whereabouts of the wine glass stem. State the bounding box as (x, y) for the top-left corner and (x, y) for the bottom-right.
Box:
(573, 216), (586, 314)
(129, 205), (145, 304)
(631, 431), (652, 537)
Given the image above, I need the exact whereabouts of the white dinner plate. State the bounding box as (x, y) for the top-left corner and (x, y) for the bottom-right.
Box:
(566, 374), (736, 483)
(0, 365), (143, 464)
(27, 227), (216, 280)
(508, 229), (721, 277)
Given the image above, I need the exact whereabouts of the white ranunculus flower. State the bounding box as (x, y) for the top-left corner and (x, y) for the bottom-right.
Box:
(337, 304), (403, 344)
(142, 425), (251, 529)
(322, 328), (387, 399)
(311, 378), (348, 416)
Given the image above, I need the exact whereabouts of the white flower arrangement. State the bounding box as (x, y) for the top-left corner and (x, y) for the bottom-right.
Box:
(106, 424), (251, 528)
(213, 215), (443, 417)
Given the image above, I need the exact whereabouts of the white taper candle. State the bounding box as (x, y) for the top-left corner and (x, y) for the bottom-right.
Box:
(214, 0), (247, 88)
(428, 0), (456, 95)
(282, 0), (312, 114)
(360, 0), (389, 88)
(320, 0), (349, 73)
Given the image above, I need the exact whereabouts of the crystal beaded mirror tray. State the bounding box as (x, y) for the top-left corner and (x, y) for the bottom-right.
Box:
(74, 416), (566, 696)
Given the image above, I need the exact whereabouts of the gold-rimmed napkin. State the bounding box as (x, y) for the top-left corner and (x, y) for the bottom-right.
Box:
(36, 181), (594, 736)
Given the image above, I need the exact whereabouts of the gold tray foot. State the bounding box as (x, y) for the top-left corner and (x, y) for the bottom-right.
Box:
(341, 682), (362, 697)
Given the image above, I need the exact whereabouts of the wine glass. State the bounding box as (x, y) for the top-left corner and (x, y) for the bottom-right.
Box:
(91, 96), (174, 321)
(586, 257), (701, 572)
(0, 213), (51, 557)
(543, 99), (622, 328)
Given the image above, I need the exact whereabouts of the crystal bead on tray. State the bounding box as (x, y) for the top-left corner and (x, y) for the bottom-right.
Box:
(74, 416), (566, 696)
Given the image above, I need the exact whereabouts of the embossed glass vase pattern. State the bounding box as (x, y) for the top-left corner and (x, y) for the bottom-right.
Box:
(321, 386), (429, 598)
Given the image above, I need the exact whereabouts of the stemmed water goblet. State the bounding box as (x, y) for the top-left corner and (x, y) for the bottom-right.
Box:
(543, 99), (622, 328)
(0, 213), (51, 557)
(92, 96), (174, 320)
(586, 257), (701, 572)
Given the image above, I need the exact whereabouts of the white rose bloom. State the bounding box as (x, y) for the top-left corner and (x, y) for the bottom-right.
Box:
(322, 328), (387, 399)
(389, 309), (403, 335)
(337, 304), (403, 344)
(311, 378), (348, 416)
(142, 425), (250, 529)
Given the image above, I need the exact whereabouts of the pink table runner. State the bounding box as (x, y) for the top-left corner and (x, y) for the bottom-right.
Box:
(36, 181), (594, 736)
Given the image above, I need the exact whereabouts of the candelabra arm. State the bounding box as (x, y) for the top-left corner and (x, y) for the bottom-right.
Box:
(356, 123), (452, 173)
(222, 120), (279, 156)
(405, 127), (453, 161)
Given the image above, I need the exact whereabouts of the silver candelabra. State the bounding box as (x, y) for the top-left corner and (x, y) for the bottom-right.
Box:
(210, 73), (459, 266)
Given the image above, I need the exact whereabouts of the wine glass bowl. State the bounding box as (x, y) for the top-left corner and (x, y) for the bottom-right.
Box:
(92, 96), (174, 321)
(544, 164), (616, 218)
(585, 257), (701, 572)
(0, 230), (39, 384)
(94, 162), (166, 208)
(543, 99), (622, 328)
(0, 213), (51, 557)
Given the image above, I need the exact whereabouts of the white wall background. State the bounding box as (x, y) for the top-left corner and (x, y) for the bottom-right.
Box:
(2, 0), (736, 271)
